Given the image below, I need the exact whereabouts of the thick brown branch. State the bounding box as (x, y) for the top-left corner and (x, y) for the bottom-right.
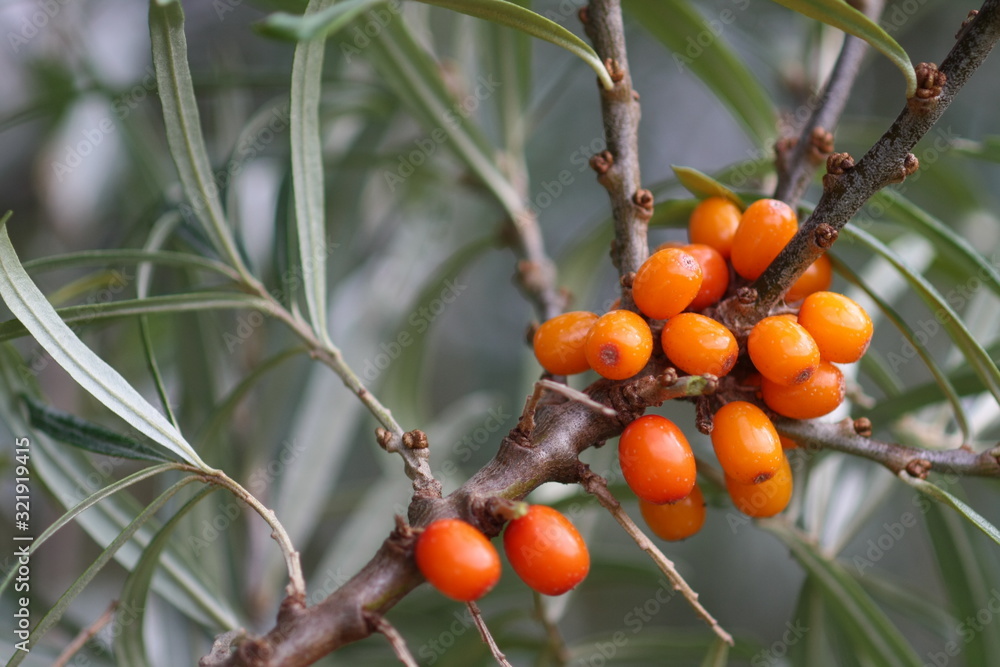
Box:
(746, 0), (1000, 319)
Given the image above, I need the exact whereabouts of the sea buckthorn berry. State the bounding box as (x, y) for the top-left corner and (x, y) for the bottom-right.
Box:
(619, 415), (697, 503)
(798, 291), (873, 363)
(710, 401), (784, 485)
(632, 248), (703, 320)
(784, 254), (833, 303)
(415, 519), (501, 602)
(762, 361), (845, 419)
(731, 198), (798, 280)
(532, 311), (599, 375)
(682, 244), (730, 310)
(660, 313), (738, 377)
(688, 196), (742, 259)
(503, 505), (590, 596)
(725, 453), (793, 517)
(639, 483), (706, 541)
(747, 316), (820, 386)
(585, 310), (653, 380)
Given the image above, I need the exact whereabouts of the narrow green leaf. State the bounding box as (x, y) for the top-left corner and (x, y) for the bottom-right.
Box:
(671, 166), (744, 208)
(763, 520), (925, 667)
(414, 0), (612, 90)
(0, 218), (211, 470)
(0, 292), (273, 342)
(258, 0), (382, 40)
(899, 473), (1000, 548)
(148, 0), (249, 278)
(290, 0), (334, 345)
(22, 249), (240, 281)
(842, 225), (1000, 409)
(0, 462), (182, 599)
(114, 486), (217, 667)
(830, 254), (971, 440)
(766, 0), (916, 97)
(624, 0), (776, 145)
(6, 477), (201, 665)
(699, 637), (730, 667)
(21, 395), (173, 462)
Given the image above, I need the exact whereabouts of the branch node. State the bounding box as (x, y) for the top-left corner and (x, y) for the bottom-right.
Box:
(822, 152), (855, 190)
(695, 397), (715, 435)
(375, 427), (395, 451)
(657, 368), (678, 387)
(632, 189), (654, 221)
(402, 430), (429, 450)
(807, 127), (835, 166)
(578, 6), (589, 24)
(909, 62), (947, 109)
(956, 10), (979, 40)
(484, 497), (530, 522)
(853, 417), (873, 438)
(737, 286), (758, 305)
(619, 271), (635, 290)
(604, 57), (625, 83)
(906, 458), (933, 479)
(814, 224), (839, 249)
(589, 150), (614, 176)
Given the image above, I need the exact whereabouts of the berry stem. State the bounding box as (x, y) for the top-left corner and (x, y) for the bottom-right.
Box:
(748, 0), (1000, 320)
(367, 614), (419, 667)
(578, 467), (734, 646)
(467, 601), (515, 667)
(773, 0), (886, 207)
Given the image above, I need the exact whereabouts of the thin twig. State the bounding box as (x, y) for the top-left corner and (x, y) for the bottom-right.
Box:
(533, 592), (570, 666)
(52, 601), (118, 667)
(537, 379), (618, 418)
(369, 614), (419, 667)
(579, 468), (734, 645)
(774, 0), (887, 206)
(468, 601), (514, 667)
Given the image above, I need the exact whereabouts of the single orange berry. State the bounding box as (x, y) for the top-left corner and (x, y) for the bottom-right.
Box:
(711, 401), (784, 485)
(619, 415), (697, 503)
(785, 254), (833, 302)
(632, 248), (703, 320)
(688, 196), (742, 259)
(748, 316), (820, 386)
(762, 361), (845, 419)
(503, 505), (590, 596)
(585, 310), (653, 380)
(532, 311), (599, 375)
(682, 244), (730, 310)
(639, 483), (706, 541)
(798, 291), (874, 363)
(660, 313), (737, 377)
(725, 453), (793, 517)
(731, 199), (798, 280)
(415, 519), (501, 602)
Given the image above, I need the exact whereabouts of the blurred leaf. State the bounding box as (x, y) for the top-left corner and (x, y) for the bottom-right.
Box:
(6, 477), (200, 665)
(0, 462), (182, 599)
(951, 135), (1000, 162)
(0, 292), (271, 342)
(0, 218), (210, 469)
(415, 0), (613, 89)
(671, 166), (744, 208)
(648, 198), (698, 229)
(22, 249), (240, 281)
(766, 0), (916, 97)
(258, 0), (383, 40)
(899, 473), (1000, 548)
(830, 254), (970, 439)
(842, 225), (1000, 410)
(699, 637), (729, 667)
(21, 395), (174, 462)
(856, 570), (955, 639)
(624, 0), (776, 145)
(114, 486), (216, 667)
(149, 0), (249, 276)
(290, 0), (334, 345)
(763, 520), (925, 667)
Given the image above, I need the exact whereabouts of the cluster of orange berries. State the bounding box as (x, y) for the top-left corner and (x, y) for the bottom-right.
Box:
(415, 504), (590, 602)
(532, 196), (874, 539)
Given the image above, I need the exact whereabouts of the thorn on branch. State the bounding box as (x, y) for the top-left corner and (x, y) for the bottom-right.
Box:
(814, 224), (838, 249)
(632, 189), (654, 222)
(910, 62), (947, 110)
(956, 10), (979, 40)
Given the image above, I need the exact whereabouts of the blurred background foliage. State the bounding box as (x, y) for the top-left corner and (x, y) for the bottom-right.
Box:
(0, 0), (999, 665)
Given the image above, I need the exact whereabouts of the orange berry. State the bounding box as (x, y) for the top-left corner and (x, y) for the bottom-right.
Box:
(415, 519), (501, 602)
(748, 316), (820, 386)
(725, 453), (793, 517)
(503, 505), (590, 596)
(619, 415), (697, 504)
(532, 311), (599, 375)
(710, 401), (784, 485)
(632, 248), (703, 320)
(688, 196), (741, 259)
(762, 361), (845, 419)
(731, 199), (798, 280)
(660, 313), (737, 377)
(585, 310), (653, 380)
(682, 244), (730, 310)
(798, 291), (874, 363)
(784, 254), (833, 302)
(779, 435), (800, 450)
(639, 484), (706, 541)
